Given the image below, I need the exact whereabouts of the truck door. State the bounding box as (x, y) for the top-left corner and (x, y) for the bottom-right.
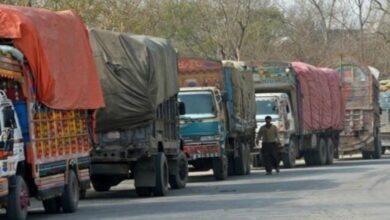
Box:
(285, 98), (295, 134)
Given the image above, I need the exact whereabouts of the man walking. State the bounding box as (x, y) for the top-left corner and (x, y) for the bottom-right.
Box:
(256, 116), (280, 175)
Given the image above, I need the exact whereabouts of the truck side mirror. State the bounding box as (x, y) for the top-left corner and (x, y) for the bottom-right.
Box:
(3, 107), (16, 128)
(179, 102), (186, 115)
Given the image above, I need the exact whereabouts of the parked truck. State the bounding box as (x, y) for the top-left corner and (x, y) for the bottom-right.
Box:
(250, 61), (344, 167)
(331, 61), (382, 159)
(0, 5), (104, 220)
(178, 58), (256, 180)
(89, 29), (188, 197)
(379, 91), (390, 154)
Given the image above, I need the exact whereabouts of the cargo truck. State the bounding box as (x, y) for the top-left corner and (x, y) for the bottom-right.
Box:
(89, 29), (188, 197)
(0, 5), (104, 220)
(332, 62), (382, 159)
(250, 61), (344, 167)
(379, 91), (390, 154)
(178, 58), (256, 180)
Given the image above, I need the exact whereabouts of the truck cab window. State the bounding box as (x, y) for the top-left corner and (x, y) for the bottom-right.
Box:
(3, 106), (16, 128)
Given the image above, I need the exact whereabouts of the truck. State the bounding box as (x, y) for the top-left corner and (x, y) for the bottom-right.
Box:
(250, 61), (344, 167)
(89, 29), (188, 197)
(178, 58), (256, 180)
(331, 61), (382, 159)
(0, 5), (104, 220)
(379, 91), (390, 154)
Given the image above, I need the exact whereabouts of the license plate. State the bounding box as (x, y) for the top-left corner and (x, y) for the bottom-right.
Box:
(107, 131), (120, 139)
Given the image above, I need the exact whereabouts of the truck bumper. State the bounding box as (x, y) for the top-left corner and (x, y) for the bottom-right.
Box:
(183, 142), (221, 161)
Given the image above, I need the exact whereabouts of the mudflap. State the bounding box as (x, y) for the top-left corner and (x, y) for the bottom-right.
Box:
(134, 156), (156, 188)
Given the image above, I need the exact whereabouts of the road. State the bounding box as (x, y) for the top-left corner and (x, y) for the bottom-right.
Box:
(3, 155), (390, 220)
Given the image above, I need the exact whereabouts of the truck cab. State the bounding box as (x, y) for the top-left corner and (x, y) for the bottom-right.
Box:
(0, 91), (25, 199)
(253, 93), (295, 167)
(178, 87), (226, 177)
(380, 91), (390, 153)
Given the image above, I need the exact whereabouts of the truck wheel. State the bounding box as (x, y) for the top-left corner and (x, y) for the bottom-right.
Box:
(213, 155), (228, 180)
(362, 150), (372, 159)
(91, 178), (111, 192)
(154, 152), (169, 196)
(252, 153), (262, 167)
(283, 142), (296, 168)
(303, 151), (314, 166)
(234, 143), (248, 175)
(6, 175), (29, 220)
(169, 152), (188, 189)
(42, 197), (61, 213)
(382, 147), (386, 155)
(372, 135), (382, 159)
(245, 144), (251, 175)
(61, 170), (79, 213)
(326, 138), (334, 165)
(135, 187), (153, 197)
(312, 138), (327, 165)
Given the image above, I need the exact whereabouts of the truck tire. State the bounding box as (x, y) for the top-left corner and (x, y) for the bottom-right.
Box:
(91, 178), (111, 192)
(169, 152), (188, 189)
(213, 155), (228, 180)
(61, 170), (79, 213)
(245, 144), (251, 175)
(6, 175), (29, 220)
(372, 135), (382, 159)
(362, 150), (372, 159)
(311, 138), (327, 165)
(303, 151), (314, 166)
(282, 141), (296, 168)
(42, 197), (61, 213)
(135, 187), (153, 197)
(326, 138), (334, 165)
(234, 143), (248, 175)
(153, 152), (169, 196)
(252, 153), (262, 167)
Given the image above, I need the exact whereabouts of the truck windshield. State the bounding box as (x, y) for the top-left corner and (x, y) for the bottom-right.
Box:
(179, 91), (216, 119)
(256, 99), (279, 121)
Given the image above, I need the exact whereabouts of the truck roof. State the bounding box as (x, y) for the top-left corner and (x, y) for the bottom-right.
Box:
(0, 5), (104, 110)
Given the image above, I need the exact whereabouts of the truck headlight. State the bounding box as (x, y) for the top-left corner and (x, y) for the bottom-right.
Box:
(200, 135), (220, 141)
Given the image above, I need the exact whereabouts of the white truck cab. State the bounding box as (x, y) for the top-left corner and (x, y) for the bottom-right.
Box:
(0, 90), (24, 177)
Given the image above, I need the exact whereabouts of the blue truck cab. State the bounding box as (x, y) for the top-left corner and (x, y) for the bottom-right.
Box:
(178, 59), (256, 180)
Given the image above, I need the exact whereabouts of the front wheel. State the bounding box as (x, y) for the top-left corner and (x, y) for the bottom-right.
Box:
(213, 155), (228, 180)
(154, 152), (169, 196)
(326, 138), (335, 165)
(282, 141), (296, 168)
(61, 170), (79, 213)
(169, 151), (189, 189)
(6, 175), (29, 220)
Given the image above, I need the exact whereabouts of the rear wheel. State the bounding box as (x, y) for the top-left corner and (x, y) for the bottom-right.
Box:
(154, 152), (169, 196)
(311, 138), (327, 165)
(362, 150), (372, 159)
(373, 134), (382, 159)
(245, 144), (251, 175)
(282, 141), (296, 168)
(6, 175), (29, 220)
(42, 197), (61, 214)
(169, 152), (188, 189)
(61, 170), (79, 213)
(252, 153), (262, 167)
(234, 142), (248, 175)
(326, 138), (334, 165)
(213, 155), (228, 180)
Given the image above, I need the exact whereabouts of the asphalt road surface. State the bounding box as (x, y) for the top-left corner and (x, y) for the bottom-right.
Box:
(2, 155), (390, 220)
